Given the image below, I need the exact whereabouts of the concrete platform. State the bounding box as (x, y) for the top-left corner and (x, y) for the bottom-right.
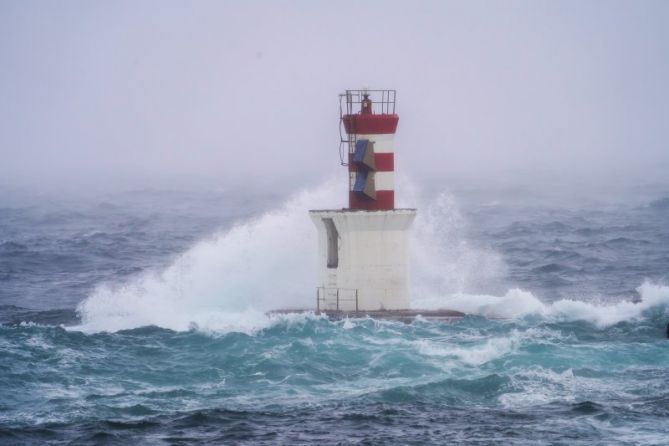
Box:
(268, 309), (465, 323)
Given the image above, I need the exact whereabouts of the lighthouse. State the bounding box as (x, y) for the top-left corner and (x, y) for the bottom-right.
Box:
(310, 89), (416, 312)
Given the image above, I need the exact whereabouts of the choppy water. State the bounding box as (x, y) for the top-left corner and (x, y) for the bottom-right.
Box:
(1, 182), (669, 445)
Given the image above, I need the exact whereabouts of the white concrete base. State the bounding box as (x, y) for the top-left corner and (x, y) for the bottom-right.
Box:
(309, 209), (416, 311)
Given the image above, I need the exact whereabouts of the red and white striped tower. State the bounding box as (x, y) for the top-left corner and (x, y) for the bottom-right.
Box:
(342, 90), (398, 210)
(310, 89), (416, 312)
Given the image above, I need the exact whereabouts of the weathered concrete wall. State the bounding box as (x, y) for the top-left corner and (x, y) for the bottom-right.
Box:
(310, 209), (416, 310)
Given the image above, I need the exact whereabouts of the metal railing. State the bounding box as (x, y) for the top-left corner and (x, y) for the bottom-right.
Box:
(339, 89), (396, 115)
(338, 89), (396, 166)
(316, 287), (359, 312)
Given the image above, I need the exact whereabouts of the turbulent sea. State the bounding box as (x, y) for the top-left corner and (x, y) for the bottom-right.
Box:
(1, 182), (669, 445)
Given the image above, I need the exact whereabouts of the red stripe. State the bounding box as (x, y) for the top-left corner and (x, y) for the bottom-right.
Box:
(349, 191), (394, 210)
(347, 153), (394, 172)
(343, 114), (399, 134)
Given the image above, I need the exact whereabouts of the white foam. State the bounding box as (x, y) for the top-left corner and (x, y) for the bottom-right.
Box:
(414, 336), (517, 366)
(74, 181), (342, 333)
(413, 282), (669, 327)
(499, 367), (577, 408)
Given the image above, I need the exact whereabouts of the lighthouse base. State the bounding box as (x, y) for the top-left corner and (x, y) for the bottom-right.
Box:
(269, 308), (465, 323)
(309, 208), (416, 311)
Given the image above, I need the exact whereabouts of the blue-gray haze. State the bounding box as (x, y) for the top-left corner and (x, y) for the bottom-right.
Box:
(1, 1), (669, 194)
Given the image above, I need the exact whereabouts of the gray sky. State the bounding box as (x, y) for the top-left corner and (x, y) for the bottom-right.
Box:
(2, 1), (669, 193)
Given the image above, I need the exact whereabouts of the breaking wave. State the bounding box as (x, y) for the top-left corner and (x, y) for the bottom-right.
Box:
(75, 181), (342, 333)
(75, 181), (669, 333)
(412, 282), (669, 328)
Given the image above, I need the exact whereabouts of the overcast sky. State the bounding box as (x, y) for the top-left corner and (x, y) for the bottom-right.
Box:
(2, 1), (668, 193)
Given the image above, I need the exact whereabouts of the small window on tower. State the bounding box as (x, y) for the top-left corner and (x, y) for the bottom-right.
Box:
(323, 218), (339, 268)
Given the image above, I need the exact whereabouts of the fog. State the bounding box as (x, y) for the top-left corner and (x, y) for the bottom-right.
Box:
(2, 1), (669, 196)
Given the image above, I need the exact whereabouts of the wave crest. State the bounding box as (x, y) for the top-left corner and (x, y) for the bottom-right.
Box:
(413, 282), (669, 327)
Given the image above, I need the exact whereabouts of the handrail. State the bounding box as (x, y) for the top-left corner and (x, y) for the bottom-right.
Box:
(339, 89), (397, 115)
(317, 287), (359, 312)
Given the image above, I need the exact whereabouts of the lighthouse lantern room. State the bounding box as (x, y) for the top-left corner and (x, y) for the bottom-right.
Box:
(310, 89), (416, 312)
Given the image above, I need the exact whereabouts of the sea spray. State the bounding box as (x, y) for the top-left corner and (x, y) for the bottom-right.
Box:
(75, 180), (508, 333)
(407, 187), (508, 297)
(75, 181), (343, 332)
(75, 180), (669, 333)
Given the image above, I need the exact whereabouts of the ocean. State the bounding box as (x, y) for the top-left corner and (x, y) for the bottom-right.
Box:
(1, 181), (669, 445)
